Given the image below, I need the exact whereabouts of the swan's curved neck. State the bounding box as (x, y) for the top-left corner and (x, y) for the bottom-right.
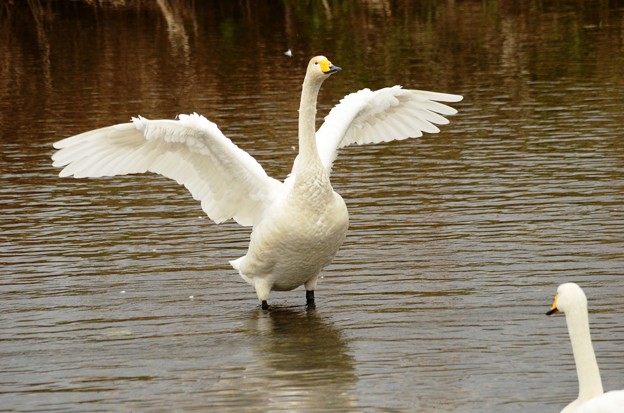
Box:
(297, 76), (323, 168)
(565, 306), (604, 401)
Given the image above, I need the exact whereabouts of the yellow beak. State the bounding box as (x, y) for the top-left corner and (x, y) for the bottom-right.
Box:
(546, 293), (559, 316)
(319, 59), (342, 75)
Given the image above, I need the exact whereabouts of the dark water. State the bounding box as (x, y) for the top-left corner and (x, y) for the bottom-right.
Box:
(2, 1), (624, 412)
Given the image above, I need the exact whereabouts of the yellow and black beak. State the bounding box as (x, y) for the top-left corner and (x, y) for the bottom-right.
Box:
(319, 59), (342, 75)
(546, 293), (559, 316)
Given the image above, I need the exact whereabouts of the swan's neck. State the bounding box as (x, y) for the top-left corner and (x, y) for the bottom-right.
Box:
(297, 76), (323, 168)
(565, 307), (604, 402)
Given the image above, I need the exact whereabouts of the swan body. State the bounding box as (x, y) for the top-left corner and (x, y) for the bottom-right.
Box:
(547, 283), (624, 412)
(52, 56), (463, 308)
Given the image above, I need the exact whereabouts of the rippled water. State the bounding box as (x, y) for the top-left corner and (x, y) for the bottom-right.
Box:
(2, 1), (624, 412)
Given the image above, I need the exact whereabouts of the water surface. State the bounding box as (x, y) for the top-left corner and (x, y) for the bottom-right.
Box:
(2, 1), (624, 412)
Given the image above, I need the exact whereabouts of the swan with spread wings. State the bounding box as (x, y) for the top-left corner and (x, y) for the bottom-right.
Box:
(52, 56), (463, 309)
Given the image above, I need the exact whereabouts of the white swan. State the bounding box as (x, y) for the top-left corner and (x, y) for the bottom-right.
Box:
(546, 282), (624, 412)
(52, 56), (463, 309)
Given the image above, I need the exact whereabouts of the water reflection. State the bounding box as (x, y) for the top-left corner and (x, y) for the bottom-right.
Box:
(213, 308), (358, 412)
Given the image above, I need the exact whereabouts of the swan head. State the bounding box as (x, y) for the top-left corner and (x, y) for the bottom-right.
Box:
(307, 56), (342, 80)
(546, 282), (588, 316)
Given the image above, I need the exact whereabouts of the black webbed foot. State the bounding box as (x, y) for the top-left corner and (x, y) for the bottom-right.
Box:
(261, 300), (269, 310)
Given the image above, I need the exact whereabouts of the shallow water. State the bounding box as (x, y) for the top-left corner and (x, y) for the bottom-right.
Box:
(2, 1), (624, 412)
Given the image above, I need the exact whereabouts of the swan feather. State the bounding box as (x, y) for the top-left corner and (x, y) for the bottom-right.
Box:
(53, 113), (281, 226)
(316, 85), (462, 173)
(565, 390), (624, 413)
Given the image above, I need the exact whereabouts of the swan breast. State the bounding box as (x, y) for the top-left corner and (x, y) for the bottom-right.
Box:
(238, 185), (348, 292)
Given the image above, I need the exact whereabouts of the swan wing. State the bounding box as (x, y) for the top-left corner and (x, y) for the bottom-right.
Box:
(52, 113), (282, 226)
(316, 85), (463, 173)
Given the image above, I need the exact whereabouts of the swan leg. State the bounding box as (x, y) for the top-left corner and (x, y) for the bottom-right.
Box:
(304, 277), (318, 308)
(306, 290), (316, 308)
(253, 279), (271, 309)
